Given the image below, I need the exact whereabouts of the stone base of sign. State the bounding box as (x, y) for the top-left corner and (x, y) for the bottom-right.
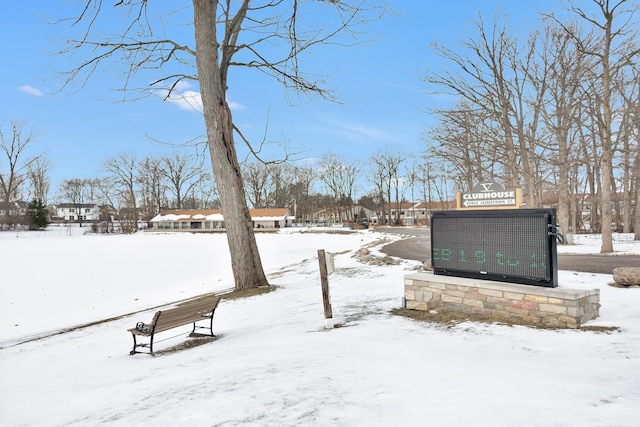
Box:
(404, 272), (600, 329)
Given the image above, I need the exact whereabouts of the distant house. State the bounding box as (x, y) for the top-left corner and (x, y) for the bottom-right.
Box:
(0, 201), (28, 217)
(0, 201), (30, 227)
(52, 203), (103, 222)
(371, 201), (457, 225)
(148, 208), (292, 232)
(303, 205), (375, 225)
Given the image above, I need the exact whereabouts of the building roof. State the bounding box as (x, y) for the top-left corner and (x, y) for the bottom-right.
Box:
(150, 208), (289, 222)
(249, 208), (289, 219)
(413, 200), (457, 210)
(55, 203), (99, 209)
(0, 201), (30, 209)
(310, 205), (375, 215)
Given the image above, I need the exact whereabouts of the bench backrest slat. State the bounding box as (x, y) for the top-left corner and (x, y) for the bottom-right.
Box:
(151, 297), (220, 333)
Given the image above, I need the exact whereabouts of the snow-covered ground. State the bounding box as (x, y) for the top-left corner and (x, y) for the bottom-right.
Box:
(1, 226), (639, 426)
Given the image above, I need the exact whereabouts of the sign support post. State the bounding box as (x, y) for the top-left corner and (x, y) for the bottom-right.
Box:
(317, 249), (334, 329)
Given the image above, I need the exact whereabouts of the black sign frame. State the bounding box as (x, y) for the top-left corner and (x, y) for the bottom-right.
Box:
(431, 209), (558, 287)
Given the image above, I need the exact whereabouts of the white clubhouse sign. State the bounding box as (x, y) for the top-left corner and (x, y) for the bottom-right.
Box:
(457, 181), (522, 209)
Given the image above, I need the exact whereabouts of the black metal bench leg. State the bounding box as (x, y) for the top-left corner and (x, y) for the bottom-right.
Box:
(189, 317), (215, 338)
(130, 333), (138, 355)
(208, 315), (215, 337)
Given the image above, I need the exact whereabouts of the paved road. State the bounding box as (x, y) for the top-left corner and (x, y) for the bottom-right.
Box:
(376, 227), (639, 275)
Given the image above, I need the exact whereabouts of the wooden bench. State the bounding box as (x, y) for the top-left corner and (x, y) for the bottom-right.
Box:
(128, 296), (220, 355)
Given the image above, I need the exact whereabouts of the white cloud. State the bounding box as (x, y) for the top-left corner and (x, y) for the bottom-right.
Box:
(172, 80), (192, 93)
(166, 89), (204, 113)
(341, 123), (387, 140)
(16, 85), (43, 97)
(156, 81), (244, 113)
(294, 156), (320, 167)
(227, 100), (245, 110)
(317, 118), (390, 144)
(377, 79), (423, 95)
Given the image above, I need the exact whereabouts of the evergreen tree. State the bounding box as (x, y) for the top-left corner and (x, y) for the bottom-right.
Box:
(356, 207), (369, 228)
(28, 199), (49, 230)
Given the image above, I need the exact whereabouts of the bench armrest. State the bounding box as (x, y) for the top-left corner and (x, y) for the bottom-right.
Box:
(135, 321), (152, 334)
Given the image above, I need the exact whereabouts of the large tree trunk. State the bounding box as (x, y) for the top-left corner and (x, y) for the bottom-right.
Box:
(634, 146), (640, 240)
(193, 0), (268, 290)
(557, 126), (570, 239)
(599, 17), (614, 253)
(622, 134), (632, 233)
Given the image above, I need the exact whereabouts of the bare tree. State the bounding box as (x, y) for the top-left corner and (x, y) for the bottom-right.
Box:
(366, 155), (388, 224)
(634, 144), (640, 240)
(508, 28), (550, 208)
(425, 13), (522, 190)
(59, 1), (385, 290)
(425, 13), (563, 207)
(0, 122), (40, 205)
(628, 66), (640, 239)
(550, 0), (640, 252)
(93, 177), (119, 233)
(619, 64), (640, 239)
(613, 62), (640, 235)
(538, 22), (592, 237)
(26, 157), (52, 204)
(102, 153), (142, 232)
(318, 153), (360, 222)
(161, 151), (204, 209)
(194, 171), (219, 209)
(405, 161), (418, 224)
(614, 91), (634, 233)
(369, 148), (406, 225)
(268, 163), (296, 209)
(59, 178), (92, 227)
(418, 159), (434, 222)
(424, 102), (497, 191)
(434, 163), (454, 209)
(103, 152), (139, 215)
(137, 155), (167, 221)
(289, 166), (316, 222)
(578, 106), (603, 232)
(243, 162), (273, 208)
(243, 162), (296, 209)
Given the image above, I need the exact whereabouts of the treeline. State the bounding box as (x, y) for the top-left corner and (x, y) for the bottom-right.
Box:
(1, 120), (446, 226)
(52, 149), (444, 225)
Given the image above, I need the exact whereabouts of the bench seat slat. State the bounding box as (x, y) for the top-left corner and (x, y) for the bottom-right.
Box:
(159, 306), (214, 318)
(156, 313), (211, 326)
(154, 315), (212, 332)
(155, 307), (215, 324)
(171, 299), (219, 312)
(158, 308), (213, 321)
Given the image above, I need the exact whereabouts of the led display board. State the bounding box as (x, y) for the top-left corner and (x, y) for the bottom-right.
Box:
(431, 209), (558, 287)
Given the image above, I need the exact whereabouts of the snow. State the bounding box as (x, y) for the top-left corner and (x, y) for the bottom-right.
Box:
(151, 212), (224, 222)
(1, 226), (639, 426)
(561, 232), (639, 254)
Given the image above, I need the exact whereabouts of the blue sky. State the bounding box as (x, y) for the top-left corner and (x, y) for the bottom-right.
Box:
(2, 0), (561, 200)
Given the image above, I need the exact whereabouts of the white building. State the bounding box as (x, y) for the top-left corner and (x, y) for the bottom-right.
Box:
(149, 208), (292, 232)
(53, 203), (101, 222)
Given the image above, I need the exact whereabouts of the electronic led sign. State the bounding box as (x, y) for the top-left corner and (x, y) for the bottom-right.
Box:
(431, 209), (558, 287)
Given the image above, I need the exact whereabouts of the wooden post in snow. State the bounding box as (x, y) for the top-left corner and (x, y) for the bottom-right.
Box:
(317, 249), (334, 329)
